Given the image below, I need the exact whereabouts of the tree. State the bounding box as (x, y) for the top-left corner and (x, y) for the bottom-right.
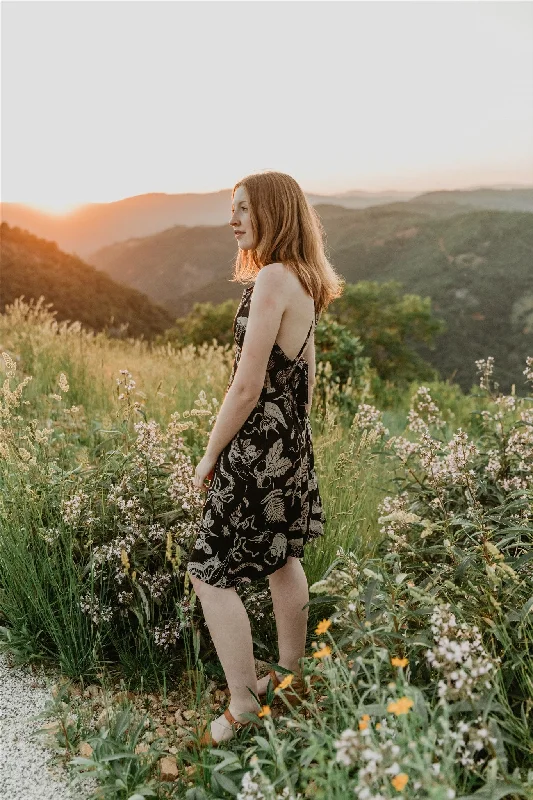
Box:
(329, 280), (446, 385)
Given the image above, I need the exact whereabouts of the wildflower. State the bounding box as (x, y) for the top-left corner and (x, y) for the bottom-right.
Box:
(391, 773), (409, 791)
(391, 657), (409, 668)
(258, 705), (271, 717)
(425, 604), (498, 700)
(387, 697), (414, 716)
(313, 644), (332, 659)
(408, 386), (445, 432)
(120, 548), (131, 575)
(275, 674), (294, 693)
(58, 372), (69, 393)
(475, 356), (495, 390)
(333, 728), (359, 767)
(315, 618), (332, 635)
(352, 403), (389, 437)
(358, 714), (371, 731)
(2, 351), (17, 378)
(524, 356), (533, 385)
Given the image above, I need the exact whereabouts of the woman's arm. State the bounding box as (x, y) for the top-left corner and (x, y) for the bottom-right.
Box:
(203, 264), (289, 462)
(204, 382), (261, 462)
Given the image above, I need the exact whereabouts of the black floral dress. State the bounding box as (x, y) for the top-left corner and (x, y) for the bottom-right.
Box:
(186, 283), (326, 589)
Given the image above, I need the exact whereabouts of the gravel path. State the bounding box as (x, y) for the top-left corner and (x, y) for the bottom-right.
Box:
(0, 653), (94, 799)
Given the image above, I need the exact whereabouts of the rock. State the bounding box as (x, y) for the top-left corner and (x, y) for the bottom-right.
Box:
(135, 742), (150, 754)
(114, 690), (136, 703)
(40, 720), (60, 735)
(182, 709), (196, 720)
(79, 741), (93, 758)
(174, 710), (186, 725)
(84, 684), (101, 699)
(159, 756), (179, 781)
(155, 726), (167, 738)
(165, 715), (175, 725)
(95, 709), (109, 729)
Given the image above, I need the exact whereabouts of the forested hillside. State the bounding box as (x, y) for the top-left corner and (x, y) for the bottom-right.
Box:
(1, 223), (174, 338)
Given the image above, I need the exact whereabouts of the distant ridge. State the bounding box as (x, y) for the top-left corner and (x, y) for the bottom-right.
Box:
(2, 185), (530, 259)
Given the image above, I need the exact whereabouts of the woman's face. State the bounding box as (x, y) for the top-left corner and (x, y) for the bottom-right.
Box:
(229, 186), (254, 250)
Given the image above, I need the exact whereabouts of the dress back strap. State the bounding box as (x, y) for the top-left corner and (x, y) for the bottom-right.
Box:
(295, 319), (314, 362)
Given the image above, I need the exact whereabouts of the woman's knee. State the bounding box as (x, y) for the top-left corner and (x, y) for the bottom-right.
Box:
(187, 570), (235, 598)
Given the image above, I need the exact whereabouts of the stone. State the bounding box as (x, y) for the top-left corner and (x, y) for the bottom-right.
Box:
(159, 756), (179, 781)
(95, 709), (109, 729)
(41, 720), (60, 735)
(79, 742), (93, 758)
(84, 684), (101, 699)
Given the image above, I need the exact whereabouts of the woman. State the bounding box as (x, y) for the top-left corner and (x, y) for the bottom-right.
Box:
(187, 170), (344, 746)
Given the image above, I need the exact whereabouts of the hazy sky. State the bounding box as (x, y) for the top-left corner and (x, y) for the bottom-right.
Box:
(2, 0), (533, 212)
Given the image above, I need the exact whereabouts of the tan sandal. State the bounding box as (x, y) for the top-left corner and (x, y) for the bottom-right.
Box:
(268, 669), (311, 707)
(184, 706), (260, 751)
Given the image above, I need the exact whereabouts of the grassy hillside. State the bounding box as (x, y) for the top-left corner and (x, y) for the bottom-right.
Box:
(0, 222), (175, 339)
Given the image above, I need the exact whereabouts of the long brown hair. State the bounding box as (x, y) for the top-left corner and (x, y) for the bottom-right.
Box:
(230, 171), (344, 317)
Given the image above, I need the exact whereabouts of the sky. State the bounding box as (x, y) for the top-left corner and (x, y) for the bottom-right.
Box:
(2, 0), (533, 213)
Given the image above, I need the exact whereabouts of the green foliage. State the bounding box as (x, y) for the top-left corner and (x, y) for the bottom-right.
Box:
(157, 299), (238, 349)
(329, 280), (445, 386)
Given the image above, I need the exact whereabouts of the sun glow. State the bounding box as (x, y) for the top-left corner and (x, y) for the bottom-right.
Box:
(20, 199), (88, 216)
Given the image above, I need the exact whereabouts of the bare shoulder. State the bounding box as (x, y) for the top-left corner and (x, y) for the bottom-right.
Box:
(256, 263), (306, 299)
(255, 262), (290, 291)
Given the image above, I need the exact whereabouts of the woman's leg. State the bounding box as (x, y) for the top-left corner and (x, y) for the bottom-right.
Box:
(257, 556), (309, 694)
(188, 574), (259, 741)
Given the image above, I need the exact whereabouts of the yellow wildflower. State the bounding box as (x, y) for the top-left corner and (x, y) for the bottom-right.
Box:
(391, 773), (409, 791)
(274, 674), (294, 693)
(375, 723), (381, 730)
(120, 548), (130, 575)
(387, 696), (414, 716)
(315, 618), (332, 635)
(313, 644), (332, 659)
(358, 714), (370, 731)
(258, 705), (271, 717)
(391, 657), (409, 668)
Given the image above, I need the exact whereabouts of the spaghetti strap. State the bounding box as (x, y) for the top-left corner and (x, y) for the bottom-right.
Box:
(295, 320), (314, 362)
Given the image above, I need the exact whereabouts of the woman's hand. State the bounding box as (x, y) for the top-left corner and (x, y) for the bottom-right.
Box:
(193, 453), (218, 492)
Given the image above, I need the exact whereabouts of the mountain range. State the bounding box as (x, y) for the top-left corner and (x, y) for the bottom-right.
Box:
(2, 186), (532, 392)
(1, 186), (532, 259)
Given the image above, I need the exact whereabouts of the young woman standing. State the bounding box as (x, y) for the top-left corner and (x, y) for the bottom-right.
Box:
(187, 171), (344, 746)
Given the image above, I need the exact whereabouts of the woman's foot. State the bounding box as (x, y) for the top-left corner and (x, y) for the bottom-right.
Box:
(256, 668), (302, 697)
(209, 705), (257, 743)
